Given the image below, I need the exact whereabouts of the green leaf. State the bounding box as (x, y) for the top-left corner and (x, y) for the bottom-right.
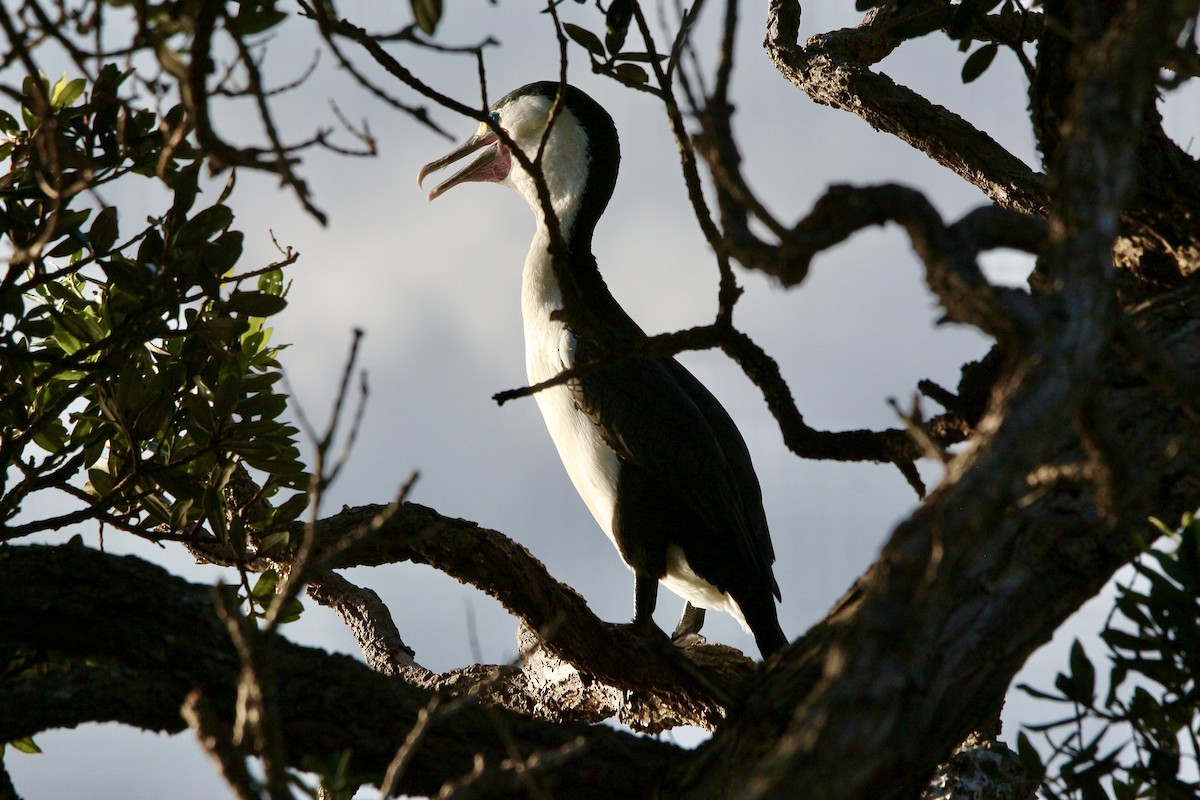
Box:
(168, 161), (202, 221)
(225, 290), (287, 318)
(1015, 731), (1044, 779)
(47, 235), (84, 259)
(137, 229), (164, 269)
(10, 736), (42, 754)
(1022, 712), (1088, 733)
(615, 52), (669, 63)
(1069, 640), (1095, 699)
(51, 208), (93, 239)
(1101, 628), (1162, 653)
(100, 257), (153, 298)
(250, 569), (279, 599)
(564, 24), (605, 58)
(193, 317), (248, 343)
(228, 7), (288, 36)
(1113, 589), (1154, 628)
(140, 492), (172, 524)
(33, 419), (69, 453)
(0, 108), (19, 134)
(258, 267), (284, 295)
(51, 76), (87, 109)
(272, 492), (310, 526)
(170, 497), (195, 531)
(86, 467), (115, 498)
(177, 205), (233, 247)
(276, 597), (304, 624)
(88, 207), (120, 254)
(236, 391), (287, 420)
(605, 0), (633, 55)
(613, 63), (649, 85)
(58, 310), (104, 345)
(203, 231), (245, 276)
(1112, 776), (1144, 800)
(961, 43), (999, 83)
(257, 530), (292, 556)
(212, 360), (243, 423)
(411, 0), (442, 35)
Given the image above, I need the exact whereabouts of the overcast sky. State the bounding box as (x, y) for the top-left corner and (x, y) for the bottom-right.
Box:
(10, 1), (1200, 797)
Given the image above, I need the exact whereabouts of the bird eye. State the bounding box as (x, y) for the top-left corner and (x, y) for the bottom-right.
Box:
(488, 111), (500, 125)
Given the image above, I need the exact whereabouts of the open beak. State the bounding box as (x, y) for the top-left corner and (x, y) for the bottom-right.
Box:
(418, 125), (510, 201)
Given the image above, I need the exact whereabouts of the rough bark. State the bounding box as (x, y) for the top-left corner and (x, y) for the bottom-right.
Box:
(0, 545), (683, 798)
(305, 501), (753, 728)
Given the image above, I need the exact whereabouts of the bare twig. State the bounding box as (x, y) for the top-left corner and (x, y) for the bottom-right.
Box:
(181, 690), (261, 800)
(213, 589), (290, 800)
(308, 572), (420, 676)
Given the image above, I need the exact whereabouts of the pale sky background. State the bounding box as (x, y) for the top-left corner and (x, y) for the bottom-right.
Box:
(9, 1), (1200, 797)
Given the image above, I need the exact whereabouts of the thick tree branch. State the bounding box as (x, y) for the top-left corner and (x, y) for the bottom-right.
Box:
(1033, 0), (1200, 290)
(306, 501), (745, 727)
(0, 545), (684, 798)
(666, 1), (1200, 795)
(674, 281), (1200, 798)
(307, 572), (417, 675)
(7, 247), (1200, 797)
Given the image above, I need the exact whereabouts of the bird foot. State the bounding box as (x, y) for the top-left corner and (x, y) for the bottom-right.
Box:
(623, 617), (672, 648)
(672, 603), (706, 642)
(671, 631), (708, 649)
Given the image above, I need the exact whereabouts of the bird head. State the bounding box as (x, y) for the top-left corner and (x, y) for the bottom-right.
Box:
(418, 82), (620, 240)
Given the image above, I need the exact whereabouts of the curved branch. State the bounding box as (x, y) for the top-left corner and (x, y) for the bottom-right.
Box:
(765, 0), (1047, 215)
(307, 501), (746, 727)
(0, 545), (684, 798)
(676, 281), (1200, 799)
(670, 1), (1200, 794)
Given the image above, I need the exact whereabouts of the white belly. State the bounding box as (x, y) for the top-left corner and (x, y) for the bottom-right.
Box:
(524, 315), (748, 630)
(525, 311), (622, 549)
(662, 545), (750, 633)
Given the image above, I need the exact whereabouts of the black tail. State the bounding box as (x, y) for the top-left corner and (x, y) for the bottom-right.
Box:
(753, 616), (788, 658)
(736, 589), (787, 658)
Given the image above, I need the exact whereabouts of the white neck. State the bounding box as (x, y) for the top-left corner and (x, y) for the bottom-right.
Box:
(521, 225), (562, 322)
(504, 107), (591, 380)
(503, 104), (590, 251)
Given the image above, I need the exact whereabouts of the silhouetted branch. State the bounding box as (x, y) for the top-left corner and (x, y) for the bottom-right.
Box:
(0, 545), (685, 798)
(306, 501), (745, 725)
(765, 0), (1047, 215)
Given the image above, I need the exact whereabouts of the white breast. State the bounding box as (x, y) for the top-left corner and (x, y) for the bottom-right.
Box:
(521, 241), (622, 551)
(519, 236), (748, 627)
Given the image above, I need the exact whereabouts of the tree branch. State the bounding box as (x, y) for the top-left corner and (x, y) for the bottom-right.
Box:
(0, 545), (685, 798)
(765, 0), (1047, 215)
(305, 501), (746, 727)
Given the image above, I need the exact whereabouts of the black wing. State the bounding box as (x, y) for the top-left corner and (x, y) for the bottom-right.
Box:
(571, 335), (779, 600)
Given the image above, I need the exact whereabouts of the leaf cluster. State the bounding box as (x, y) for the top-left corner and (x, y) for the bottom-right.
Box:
(1, 67), (308, 553)
(1018, 516), (1200, 800)
(561, 0), (666, 90)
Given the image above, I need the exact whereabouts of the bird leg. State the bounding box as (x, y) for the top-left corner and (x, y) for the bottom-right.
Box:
(671, 602), (706, 643)
(631, 573), (659, 631)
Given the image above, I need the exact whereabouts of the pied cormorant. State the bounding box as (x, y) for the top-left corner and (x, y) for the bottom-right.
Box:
(419, 82), (787, 658)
